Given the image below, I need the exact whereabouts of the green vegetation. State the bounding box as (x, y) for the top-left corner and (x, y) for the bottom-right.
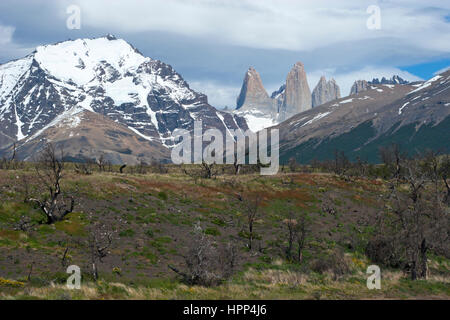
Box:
(0, 152), (448, 300)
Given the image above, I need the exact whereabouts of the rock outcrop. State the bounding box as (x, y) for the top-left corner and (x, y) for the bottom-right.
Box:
(234, 62), (313, 131)
(370, 75), (409, 85)
(350, 80), (369, 96)
(279, 62), (312, 121)
(312, 76), (341, 107)
(236, 67), (276, 115)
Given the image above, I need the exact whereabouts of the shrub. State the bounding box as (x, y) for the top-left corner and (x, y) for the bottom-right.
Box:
(169, 223), (238, 287)
(0, 277), (25, 288)
(112, 267), (122, 276)
(365, 237), (405, 268)
(144, 229), (154, 238)
(119, 229), (135, 237)
(310, 248), (351, 279)
(204, 227), (221, 236)
(158, 191), (168, 201)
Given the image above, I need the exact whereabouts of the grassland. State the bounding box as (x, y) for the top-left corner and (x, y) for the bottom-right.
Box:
(0, 166), (448, 300)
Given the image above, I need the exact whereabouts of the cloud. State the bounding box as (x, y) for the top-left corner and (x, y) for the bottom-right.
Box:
(1, 1), (448, 107)
(61, 0), (450, 54)
(190, 80), (241, 109)
(0, 25), (14, 45)
(0, 24), (32, 63)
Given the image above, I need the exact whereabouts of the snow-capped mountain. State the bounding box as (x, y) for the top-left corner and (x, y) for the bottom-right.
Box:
(0, 35), (248, 162)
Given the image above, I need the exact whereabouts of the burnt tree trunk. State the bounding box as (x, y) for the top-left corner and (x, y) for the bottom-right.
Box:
(248, 222), (253, 251)
(420, 238), (428, 279)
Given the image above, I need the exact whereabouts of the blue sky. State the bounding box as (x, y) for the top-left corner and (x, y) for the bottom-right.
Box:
(1, 0), (449, 108)
(402, 59), (450, 79)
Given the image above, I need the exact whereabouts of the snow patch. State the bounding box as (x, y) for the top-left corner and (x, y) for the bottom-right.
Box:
(243, 114), (277, 132)
(301, 112), (332, 127)
(34, 38), (149, 86)
(14, 105), (26, 141)
(0, 56), (33, 103)
(398, 102), (409, 115)
(216, 112), (236, 139)
(127, 126), (154, 141)
(408, 75), (443, 95)
(340, 98), (353, 104)
(27, 107), (85, 141)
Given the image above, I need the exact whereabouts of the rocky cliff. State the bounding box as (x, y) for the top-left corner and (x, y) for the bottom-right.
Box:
(278, 62), (312, 121)
(312, 76), (341, 107)
(236, 67), (276, 116)
(350, 80), (369, 96)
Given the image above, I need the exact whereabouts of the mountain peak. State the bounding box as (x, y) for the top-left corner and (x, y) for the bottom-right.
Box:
(0, 36), (248, 156)
(312, 76), (341, 107)
(105, 33), (118, 41)
(369, 75), (409, 85)
(32, 36), (149, 87)
(350, 80), (369, 96)
(293, 61), (305, 69)
(279, 61), (312, 121)
(236, 66), (272, 111)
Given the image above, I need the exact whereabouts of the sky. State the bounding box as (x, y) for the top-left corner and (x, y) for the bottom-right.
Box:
(0, 0), (449, 109)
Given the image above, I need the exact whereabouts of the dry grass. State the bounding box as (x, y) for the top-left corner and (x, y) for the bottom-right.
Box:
(1, 267), (448, 300)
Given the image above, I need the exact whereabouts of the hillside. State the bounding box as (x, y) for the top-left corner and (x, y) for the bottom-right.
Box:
(276, 70), (450, 163)
(0, 165), (448, 300)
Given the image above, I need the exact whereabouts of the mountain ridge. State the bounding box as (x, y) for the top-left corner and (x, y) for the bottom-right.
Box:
(0, 36), (248, 163)
(275, 70), (450, 163)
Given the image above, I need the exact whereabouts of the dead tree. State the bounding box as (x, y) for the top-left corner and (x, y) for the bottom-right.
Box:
(233, 158), (242, 175)
(136, 160), (149, 174)
(388, 157), (448, 280)
(288, 157), (298, 173)
(283, 215), (297, 261)
(88, 223), (114, 282)
(29, 143), (74, 224)
(74, 157), (94, 175)
(169, 223), (238, 286)
(182, 165), (201, 184)
(201, 161), (217, 179)
(96, 154), (108, 172)
(296, 213), (310, 264)
(379, 143), (403, 180)
(240, 193), (262, 251)
(283, 211), (310, 263)
(440, 155), (450, 205)
(333, 150), (350, 177)
(354, 156), (369, 177)
(182, 162), (218, 181)
(61, 246), (70, 268)
(0, 142), (17, 170)
(151, 160), (168, 174)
